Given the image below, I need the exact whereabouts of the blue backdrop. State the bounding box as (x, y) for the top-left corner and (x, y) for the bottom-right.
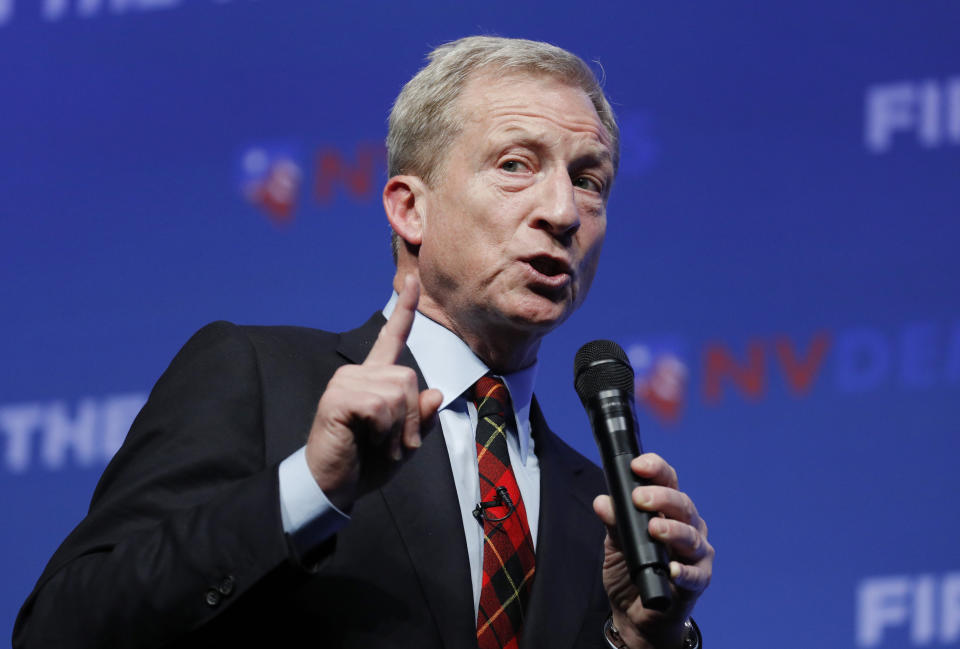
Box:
(2, 2), (958, 647)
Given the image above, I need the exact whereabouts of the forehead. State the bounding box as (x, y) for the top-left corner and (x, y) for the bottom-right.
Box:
(454, 70), (613, 151)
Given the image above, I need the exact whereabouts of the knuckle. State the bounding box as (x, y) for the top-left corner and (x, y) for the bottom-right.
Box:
(680, 492), (694, 521)
(366, 394), (389, 420)
(400, 366), (418, 389)
(698, 562), (713, 589)
(651, 517), (668, 538)
(331, 365), (355, 381)
(384, 381), (404, 401)
(689, 527), (702, 552)
(640, 486), (659, 509)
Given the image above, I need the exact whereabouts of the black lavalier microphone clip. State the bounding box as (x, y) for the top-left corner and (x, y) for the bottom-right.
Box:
(473, 485), (515, 526)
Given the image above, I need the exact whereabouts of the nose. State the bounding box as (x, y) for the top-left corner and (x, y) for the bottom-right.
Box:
(532, 167), (580, 241)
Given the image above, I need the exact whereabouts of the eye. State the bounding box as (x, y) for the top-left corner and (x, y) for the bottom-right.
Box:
(500, 160), (527, 173)
(573, 175), (603, 193)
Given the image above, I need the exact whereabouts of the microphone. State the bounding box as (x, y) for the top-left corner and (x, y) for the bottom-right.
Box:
(472, 486), (516, 525)
(574, 340), (673, 611)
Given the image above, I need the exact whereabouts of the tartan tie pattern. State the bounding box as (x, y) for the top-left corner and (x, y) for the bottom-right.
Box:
(471, 375), (536, 649)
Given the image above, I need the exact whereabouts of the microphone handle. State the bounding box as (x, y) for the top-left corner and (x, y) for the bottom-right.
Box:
(587, 389), (673, 611)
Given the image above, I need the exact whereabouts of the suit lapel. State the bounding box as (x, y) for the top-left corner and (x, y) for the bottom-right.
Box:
(522, 399), (605, 649)
(338, 314), (476, 649)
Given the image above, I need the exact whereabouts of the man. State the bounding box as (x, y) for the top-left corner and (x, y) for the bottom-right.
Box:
(14, 36), (712, 648)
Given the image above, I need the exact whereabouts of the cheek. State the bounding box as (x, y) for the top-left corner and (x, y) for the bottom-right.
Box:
(426, 179), (520, 272)
(575, 223), (606, 287)
(420, 216), (486, 284)
(580, 218), (606, 263)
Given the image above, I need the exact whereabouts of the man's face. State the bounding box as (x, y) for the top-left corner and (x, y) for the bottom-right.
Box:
(415, 71), (614, 352)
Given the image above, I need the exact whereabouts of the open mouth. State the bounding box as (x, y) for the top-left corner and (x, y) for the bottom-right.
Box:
(523, 255), (574, 293)
(527, 255), (572, 278)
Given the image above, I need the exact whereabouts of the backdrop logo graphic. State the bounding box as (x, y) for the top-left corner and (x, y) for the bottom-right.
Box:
(43, 0), (228, 23)
(627, 339), (688, 423)
(865, 77), (960, 153)
(0, 0), (246, 27)
(703, 331), (831, 403)
(625, 320), (960, 425)
(313, 142), (385, 205)
(0, 393), (146, 474)
(857, 572), (960, 647)
(238, 144), (303, 225)
(237, 140), (385, 226)
(41, 0), (180, 22)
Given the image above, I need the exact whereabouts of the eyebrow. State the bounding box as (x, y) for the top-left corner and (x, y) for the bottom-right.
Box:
(495, 127), (614, 168)
(569, 151), (614, 172)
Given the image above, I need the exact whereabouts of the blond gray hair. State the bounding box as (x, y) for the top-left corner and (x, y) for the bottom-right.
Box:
(387, 36), (620, 261)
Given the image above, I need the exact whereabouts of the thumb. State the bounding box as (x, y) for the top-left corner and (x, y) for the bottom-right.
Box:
(593, 494), (616, 528)
(403, 389), (443, 451)
(419, 388), (443, 422)
(593, 494), (623, 545)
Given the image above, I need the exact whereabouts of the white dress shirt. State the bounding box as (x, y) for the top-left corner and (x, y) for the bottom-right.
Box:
(277, 294), (541, 613)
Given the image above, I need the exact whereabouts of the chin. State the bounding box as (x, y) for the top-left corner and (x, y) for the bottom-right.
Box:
(501, 296), (573, 333)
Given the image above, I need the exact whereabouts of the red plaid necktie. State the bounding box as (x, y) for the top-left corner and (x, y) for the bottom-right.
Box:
(471, 375), (536, 649)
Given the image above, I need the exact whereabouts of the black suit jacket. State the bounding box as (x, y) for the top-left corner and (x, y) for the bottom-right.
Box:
(14, 314), (610, 649)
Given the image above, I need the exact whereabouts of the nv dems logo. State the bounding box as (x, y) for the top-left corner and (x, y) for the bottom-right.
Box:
(236, 140), (386, 226)
(627, 337), (688, 424)
(624, 319), (960, 425)
(237, 143), (304, 225)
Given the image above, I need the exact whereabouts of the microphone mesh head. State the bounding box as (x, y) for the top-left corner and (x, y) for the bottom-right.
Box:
(573, 339), (635, 401)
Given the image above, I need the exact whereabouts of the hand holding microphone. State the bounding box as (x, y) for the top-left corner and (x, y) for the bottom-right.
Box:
(575, 340), (713, 645)
(574, 340), (672, 610)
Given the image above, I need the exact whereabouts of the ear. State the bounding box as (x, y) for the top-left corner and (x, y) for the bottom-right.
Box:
(383, 175), (428, 246)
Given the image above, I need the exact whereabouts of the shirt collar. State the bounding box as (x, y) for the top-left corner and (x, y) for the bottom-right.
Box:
(383, 292), (538, 463)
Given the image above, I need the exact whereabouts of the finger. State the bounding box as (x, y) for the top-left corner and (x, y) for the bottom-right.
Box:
(395, 367), (422, 454)
(334, 365), (438, 456)
(632, 485), (703, 528)
(631, 452), (678, 489)
(414, 389), (443, 441)
(669, 560), (711, 594)
(360, 390), (406, 447)
(334, 366), (414, 436)
(365, 274), (419, 366)
(649, 518), (709, 563)
(357, 369), (416, 461)
(396, 386), (442, 459)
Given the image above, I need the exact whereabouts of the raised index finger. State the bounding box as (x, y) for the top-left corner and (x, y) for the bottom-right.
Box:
(365, 274), (419, 366)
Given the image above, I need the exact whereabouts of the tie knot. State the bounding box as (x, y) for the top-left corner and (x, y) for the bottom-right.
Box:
(471, 375), (510, 419)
